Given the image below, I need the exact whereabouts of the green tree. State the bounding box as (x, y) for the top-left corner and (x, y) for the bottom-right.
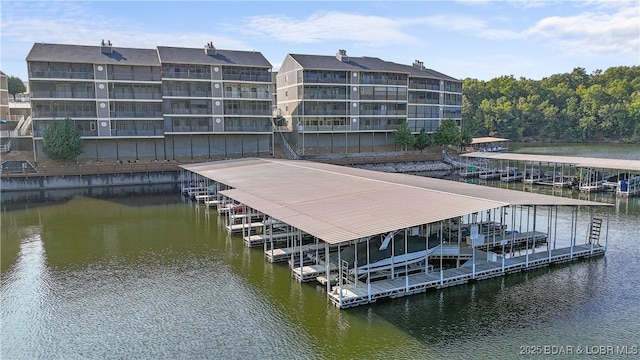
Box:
(42, 118), (84, 160)
(461, 65), (639, 142)
(433, 119), (462, 146)
(7, 76), (26, 101)
(394, 122), (415, 151)
(414, 128), (431, 153)
(460, 130), (473, 150)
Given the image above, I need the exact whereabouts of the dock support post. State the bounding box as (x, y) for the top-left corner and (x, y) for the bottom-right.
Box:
(353, 239), (358, 288)
(570, 206), (577, 260)
(501, 242), (505, 273)
(439, 222), (444, 286)
(325, 242), (330, 295)
(367, 239), (371, 302)
(525, 206), (530, 267)
(605, 207), (610, 251)
(548, 206), (553, 261)
(391, 232), (395, 279)
(471, 216), (476, 278)
(298, 228), (303, 273)
(404, 229), (408, 292)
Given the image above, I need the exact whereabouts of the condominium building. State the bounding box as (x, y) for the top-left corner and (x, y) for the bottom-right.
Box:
(0, 71), (8, 122)
(276, 50), (462, 154)
(26, 41), (273, 160)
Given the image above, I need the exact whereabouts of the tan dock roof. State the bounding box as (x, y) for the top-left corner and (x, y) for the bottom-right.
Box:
(181, 159), (608, 245)
(471, 137), (510, 145)
(461, 152), (640, 172)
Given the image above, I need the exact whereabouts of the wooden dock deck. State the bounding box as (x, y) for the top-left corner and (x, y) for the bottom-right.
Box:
(244, 231), (295, 248)
(225, 221), (264, 235)
(328, 244), (604, 309)
(293, 263), (338, 282)
(265, 242), (326, 263)
(229, 212), (263, 224)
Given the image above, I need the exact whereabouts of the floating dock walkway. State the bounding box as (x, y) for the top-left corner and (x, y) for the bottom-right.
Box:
(329, 244), (603, 308)
(180, 158), (611, 309)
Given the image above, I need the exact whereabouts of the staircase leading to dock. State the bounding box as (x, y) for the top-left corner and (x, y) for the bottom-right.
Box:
(273, 120), (299, 160)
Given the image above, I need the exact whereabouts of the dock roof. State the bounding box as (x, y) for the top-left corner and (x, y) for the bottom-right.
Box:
(181, 159), (608, 245)
(461, 152), (640, 172)
(471, 137), (510, 145)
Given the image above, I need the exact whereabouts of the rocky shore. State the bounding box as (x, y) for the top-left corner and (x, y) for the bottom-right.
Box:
(351, 161), (453, 173)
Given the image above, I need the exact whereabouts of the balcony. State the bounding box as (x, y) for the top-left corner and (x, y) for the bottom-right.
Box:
(110, 73), (161, 82)
(111, 129), (164, 136)
(222, 74), (271, 82)
(30, 71), (94, 79)
(110, 111), (163, 118)
(110, 92), (163, 100)
(224, 91), (270, 99)
(166, 108), (211, 115)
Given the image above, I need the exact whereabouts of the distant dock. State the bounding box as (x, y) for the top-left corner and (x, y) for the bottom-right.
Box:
(460, 152), (640, 197)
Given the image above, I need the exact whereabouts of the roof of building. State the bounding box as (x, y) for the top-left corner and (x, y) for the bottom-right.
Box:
(26, 43), (160, 66)
(288, 54), (460, 82)
(461, 152), (640, 172)
(471, 137), (510, 145)
(405, 65), (461, 82)
(180, 158), (608, 245)
(157, 46), (272, 67)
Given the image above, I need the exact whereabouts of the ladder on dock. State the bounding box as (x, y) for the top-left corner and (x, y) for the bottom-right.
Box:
(588, 218), (603, 246)
(339, 260), (352, 286)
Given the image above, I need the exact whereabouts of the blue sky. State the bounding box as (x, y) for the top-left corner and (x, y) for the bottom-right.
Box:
(1, 0), (638, 81)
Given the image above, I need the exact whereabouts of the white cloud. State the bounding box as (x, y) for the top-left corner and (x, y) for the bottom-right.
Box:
(421, 3), (639, 56)
(524, 4), (640, 55)
(421, 14), (521, 40)
(0, 4), (251, 58)
(244, 11), (421, 46)
(455, 0), (551, 8)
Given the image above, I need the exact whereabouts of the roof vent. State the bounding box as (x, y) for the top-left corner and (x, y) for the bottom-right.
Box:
(336, 49), (349, 62)
(205, 42), (217, 56)
(413, 60), (425, 70)
(100, 39), (113, 54)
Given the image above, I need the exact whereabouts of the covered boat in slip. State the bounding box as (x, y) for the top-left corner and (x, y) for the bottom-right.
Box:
(180, 158), (612, 309)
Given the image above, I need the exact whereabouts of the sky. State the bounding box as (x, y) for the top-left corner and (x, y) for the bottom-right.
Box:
(1, 0), (638, 82)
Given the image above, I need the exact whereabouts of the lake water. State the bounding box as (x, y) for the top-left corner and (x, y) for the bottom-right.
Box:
(2, 144), (639, 359)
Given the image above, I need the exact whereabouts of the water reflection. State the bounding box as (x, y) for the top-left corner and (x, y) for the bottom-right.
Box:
(1, 231), (53, 358)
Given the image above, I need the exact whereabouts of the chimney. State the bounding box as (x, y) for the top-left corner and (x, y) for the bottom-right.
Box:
(205, 42), (217, 56)
(336, 49), (349, 62)
(101, 39), (113, 54)
(412, 60), (424, 70)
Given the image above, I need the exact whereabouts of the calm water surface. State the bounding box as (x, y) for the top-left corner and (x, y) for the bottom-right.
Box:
(2, 144), (639, 359)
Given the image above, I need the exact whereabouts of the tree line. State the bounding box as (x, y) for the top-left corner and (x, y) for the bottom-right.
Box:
(462, 66), (640, 143)
(395, 119), (471, 151)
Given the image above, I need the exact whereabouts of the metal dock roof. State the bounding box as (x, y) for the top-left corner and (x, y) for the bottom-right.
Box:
(471, 137), (510, 145)
(461, 152), (640, 172)
(181, 159), (608, 245)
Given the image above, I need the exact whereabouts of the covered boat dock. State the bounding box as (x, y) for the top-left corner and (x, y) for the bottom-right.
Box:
(180, 158), (610, 309)
(461, 152), (640, 196)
